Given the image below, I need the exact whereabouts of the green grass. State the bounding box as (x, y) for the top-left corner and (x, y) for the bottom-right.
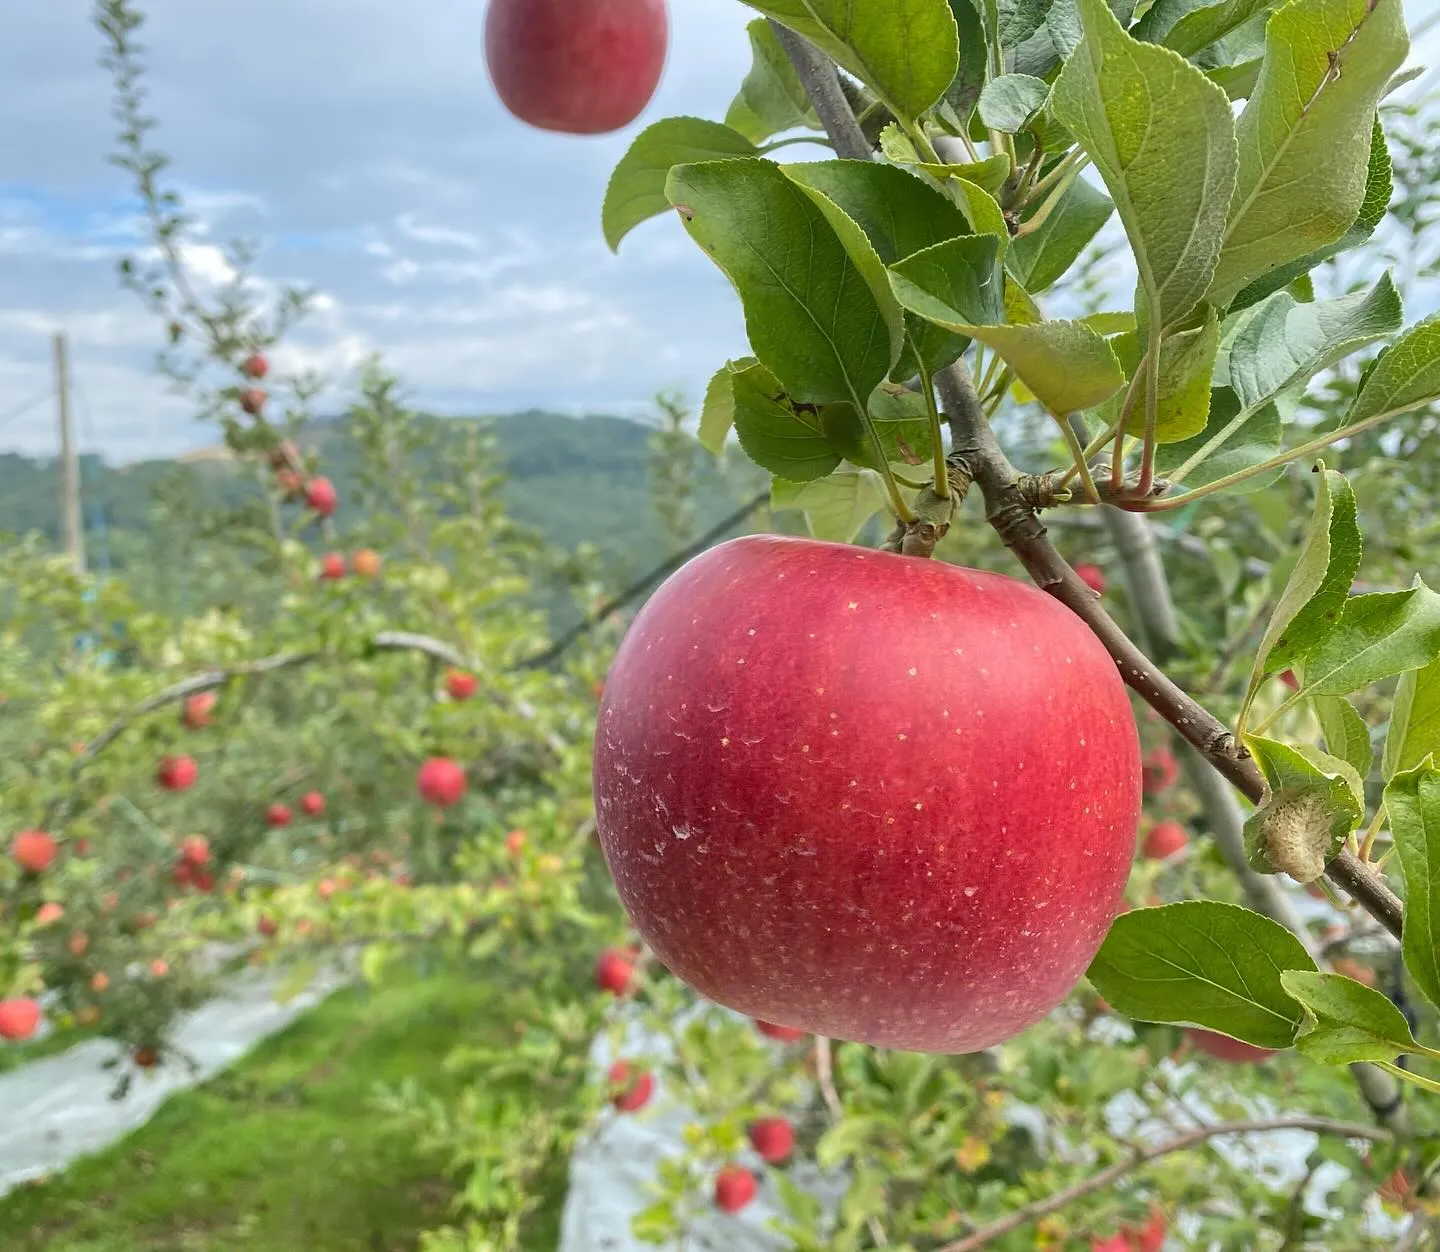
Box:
(0, 965), (573, 1251)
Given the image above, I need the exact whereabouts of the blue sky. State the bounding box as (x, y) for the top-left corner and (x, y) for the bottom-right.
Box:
(1, 1), (1438, 463)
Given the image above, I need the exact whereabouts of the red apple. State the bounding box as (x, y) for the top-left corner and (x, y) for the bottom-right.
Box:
(1074, 563), (1106, 595)
(0, 998), (42, 1041)
(182, 691), (217, 729)
(242, 352), (268, 379)
(35, 902), (64, 926)
(300, 791), (326, 818)
(607, 1059), (654, 1111)
(157, 755), (198, 791)
(1131, 1207), (1167, 1252)
(505, 829), (527, 856)
(1331, 956), (1377, 987)
(417, 757), (467, 807)
(485, 0), (668, 135)
(149, 959), (169, 978)
(1186, 1028), (1278, 1063)
(1090, 1236), (1132, 1252)
(276, 469), (304, 499)
(258, 915), (278, 938)
(134, 1046), (160, 1068)
(351, 548), (382, 578)
(1141, 748), (1179, 796)
(91, 971), (110, 993)
(593, 536), (1141, 1052)
(1141, 820), (1187, 860)
(317, 878), (338, 901)
(239, 387), (266, 415)
(306, 477), (339, 518)
(320, 553), (347, 581)
(11, 829), (57, 874)
(181, 834), (210, 866)
(714, 1164), (757, 1214)
(594, 947), (635, 995)
(755, 1019), (806, 1043)
(267, 803), (294, 829)
(1281, 669), (1299, 690)
(446, 670), (478, 701)
(748, 1117), (794, 1164)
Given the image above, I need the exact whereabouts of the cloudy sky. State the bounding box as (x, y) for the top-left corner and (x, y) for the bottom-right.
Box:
(2, 2), (1438, 463)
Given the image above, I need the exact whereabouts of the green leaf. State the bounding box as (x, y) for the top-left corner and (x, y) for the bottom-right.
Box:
(603, 118), (759, 252)
(1008, 176), (1115, 294)
(1281, 970), (1418, 1064)
(1383, 763), (1440, 1010)
(746, 0), (961, 122)
(879, 127), (1014, 193)
(1304, 580), (1440, 698)
(1154, 388), (1283, 491)
(1206, 0), (1409, 308)
(978, 73), (1051, 133)
(771, 468), (890, 542)
(1087, 900), (1315, 1048)
(725, 19), (822, 144)
(942, 0), (989, 127)
(697, 359), (749, 455)
(1134, 0), (1276, 57)
(1242, 736), (1363, 881)
(1313, 695), (1374, 781)
(1219, 273), (1404, 411)
(1230, 115), (1392, 311)
(888, 234), (1006, 330)
(1124, 307), (1222, 443)
(1343, 314), (1440, 429)
(1383, 656), (1440, 781)
(667, 159), (893, 408)
(952, 178), (1010, 252)
(1052, 0), (1238, 330)
(730, 360), (860, 482)
(1248, 469), (1359, 684)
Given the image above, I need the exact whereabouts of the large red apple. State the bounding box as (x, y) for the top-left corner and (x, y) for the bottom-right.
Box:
(593, 536), (1141, 1053)
(0, 998), (42, 1041)
(11, 830), (57, 874)
(484, 0), (668, 135)
(1186, 1028), (1278, 1063)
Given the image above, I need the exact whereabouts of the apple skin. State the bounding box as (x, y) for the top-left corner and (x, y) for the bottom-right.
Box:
(242, 352), (268, 379)
(485, 0), (668, 135)
(157, 755), (198, 792)
(1186, 1027), (1278, 1062)
(594, 536), (1141, 1052)
(300, 791), (326, 818)
(755, 1019), (806, 1043)
(447, 670), (478, 701)
(0, 998), (42, 1041)
(11, 829), (58, 874)
(306, 477), (339, 518)
(320, 553), (347, 581)
(267, 803), (294, 829)
(1141, 820), (1187, 860)
(1074, 563), (1106, 595)
(417, 757), (467, 807)
(182, 691), (217, 729)
(714, 1164), (758, 1214)
(748, 1117), (795, 1164)
(594, 947), (635, 995)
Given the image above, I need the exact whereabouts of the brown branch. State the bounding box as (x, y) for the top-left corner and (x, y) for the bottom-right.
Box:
(770, 23), (873, 161)
(934, 1116), (1391, 1252)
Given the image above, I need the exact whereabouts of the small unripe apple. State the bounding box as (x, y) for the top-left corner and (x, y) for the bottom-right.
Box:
(485, 0), (668, 135)
(607, 1059), (654, 1111)
(267, 803), (294, 829)
(594, 536), (1140, 1051)
(239, 387), (266, 416)
(0, 998), (41, 1041)
(1074, 563), (1106, 595)
(182, 691), (217, 729)
(320, 553), (347, 581)
(300, 791), (326, 818)
(417, 757), (467, 807)
(748, 1117), (794, 1164)
(157, 755), (199, 792)
(446, 670), (478, 701)
(181, 835), (210, 866)
(714, 1164), (758, 1214)
(306, 477), (339, 517)
(505, 829), (527, 855)
(754, 1020), (806, 1043)
(35, 902), (64, 926)
(11, 829), (57, 874)
(1141, 749), (1179, 796)
(242, 352), (268, 379)
(594, 948), (635, 995)
(1186, 1027), (1277, 1063)
(351, 548), (382, 578)
(1141, 820), (1187, 860)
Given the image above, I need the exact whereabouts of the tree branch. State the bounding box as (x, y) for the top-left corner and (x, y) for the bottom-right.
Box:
(770, 23), (873, 161)
(934, 1116), (1391, 1252)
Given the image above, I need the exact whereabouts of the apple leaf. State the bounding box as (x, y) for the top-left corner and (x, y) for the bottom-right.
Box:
(1008, 176), (1115, 294)
(888, 235), (1006, 331)
(1280, 971), (1419, 1065)
(603, 118), (760, 252)
(1343, 314), (1440, 429)
(1383, 763), (1440, 1010)
(952, 178), (1010, 253)
(1241, 736), (1363, 882)
(730, 360), (861, 482)
(1303, 580), (1440, 697)
(1313, 695), (1374, 782)
(697, 362), (740, 456)
(941, 0), (989, 127)
(1051, 0), (1238, 331)
(879, 127), (1015, 194)
(770, 467), (890, 543)
(1383, 656), (1440, 781)
(666, 159), (893, 410)
(1155, 388), (1283, 492)
(1134, 0), (1275, 58)
(1230, 115), (1392, 312)
(745, 0), (960, 123)
(1123, 306), (1222, 443)
(1206, 0), (1408, 308)
(1219, 274), (1404, 411)
(977, 73), (1050, 133)
(1087, 900), (1315, 1049)
(725, 19), (821, 144)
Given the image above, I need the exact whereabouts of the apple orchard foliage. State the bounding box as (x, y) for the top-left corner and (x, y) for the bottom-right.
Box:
(3, 1), (1440, 1250)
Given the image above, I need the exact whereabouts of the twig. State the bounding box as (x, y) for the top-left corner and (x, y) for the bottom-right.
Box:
(934, 1117), (1391, 1252)
(768, 23), (873, 162)
(814, 1036), (843, 1120)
